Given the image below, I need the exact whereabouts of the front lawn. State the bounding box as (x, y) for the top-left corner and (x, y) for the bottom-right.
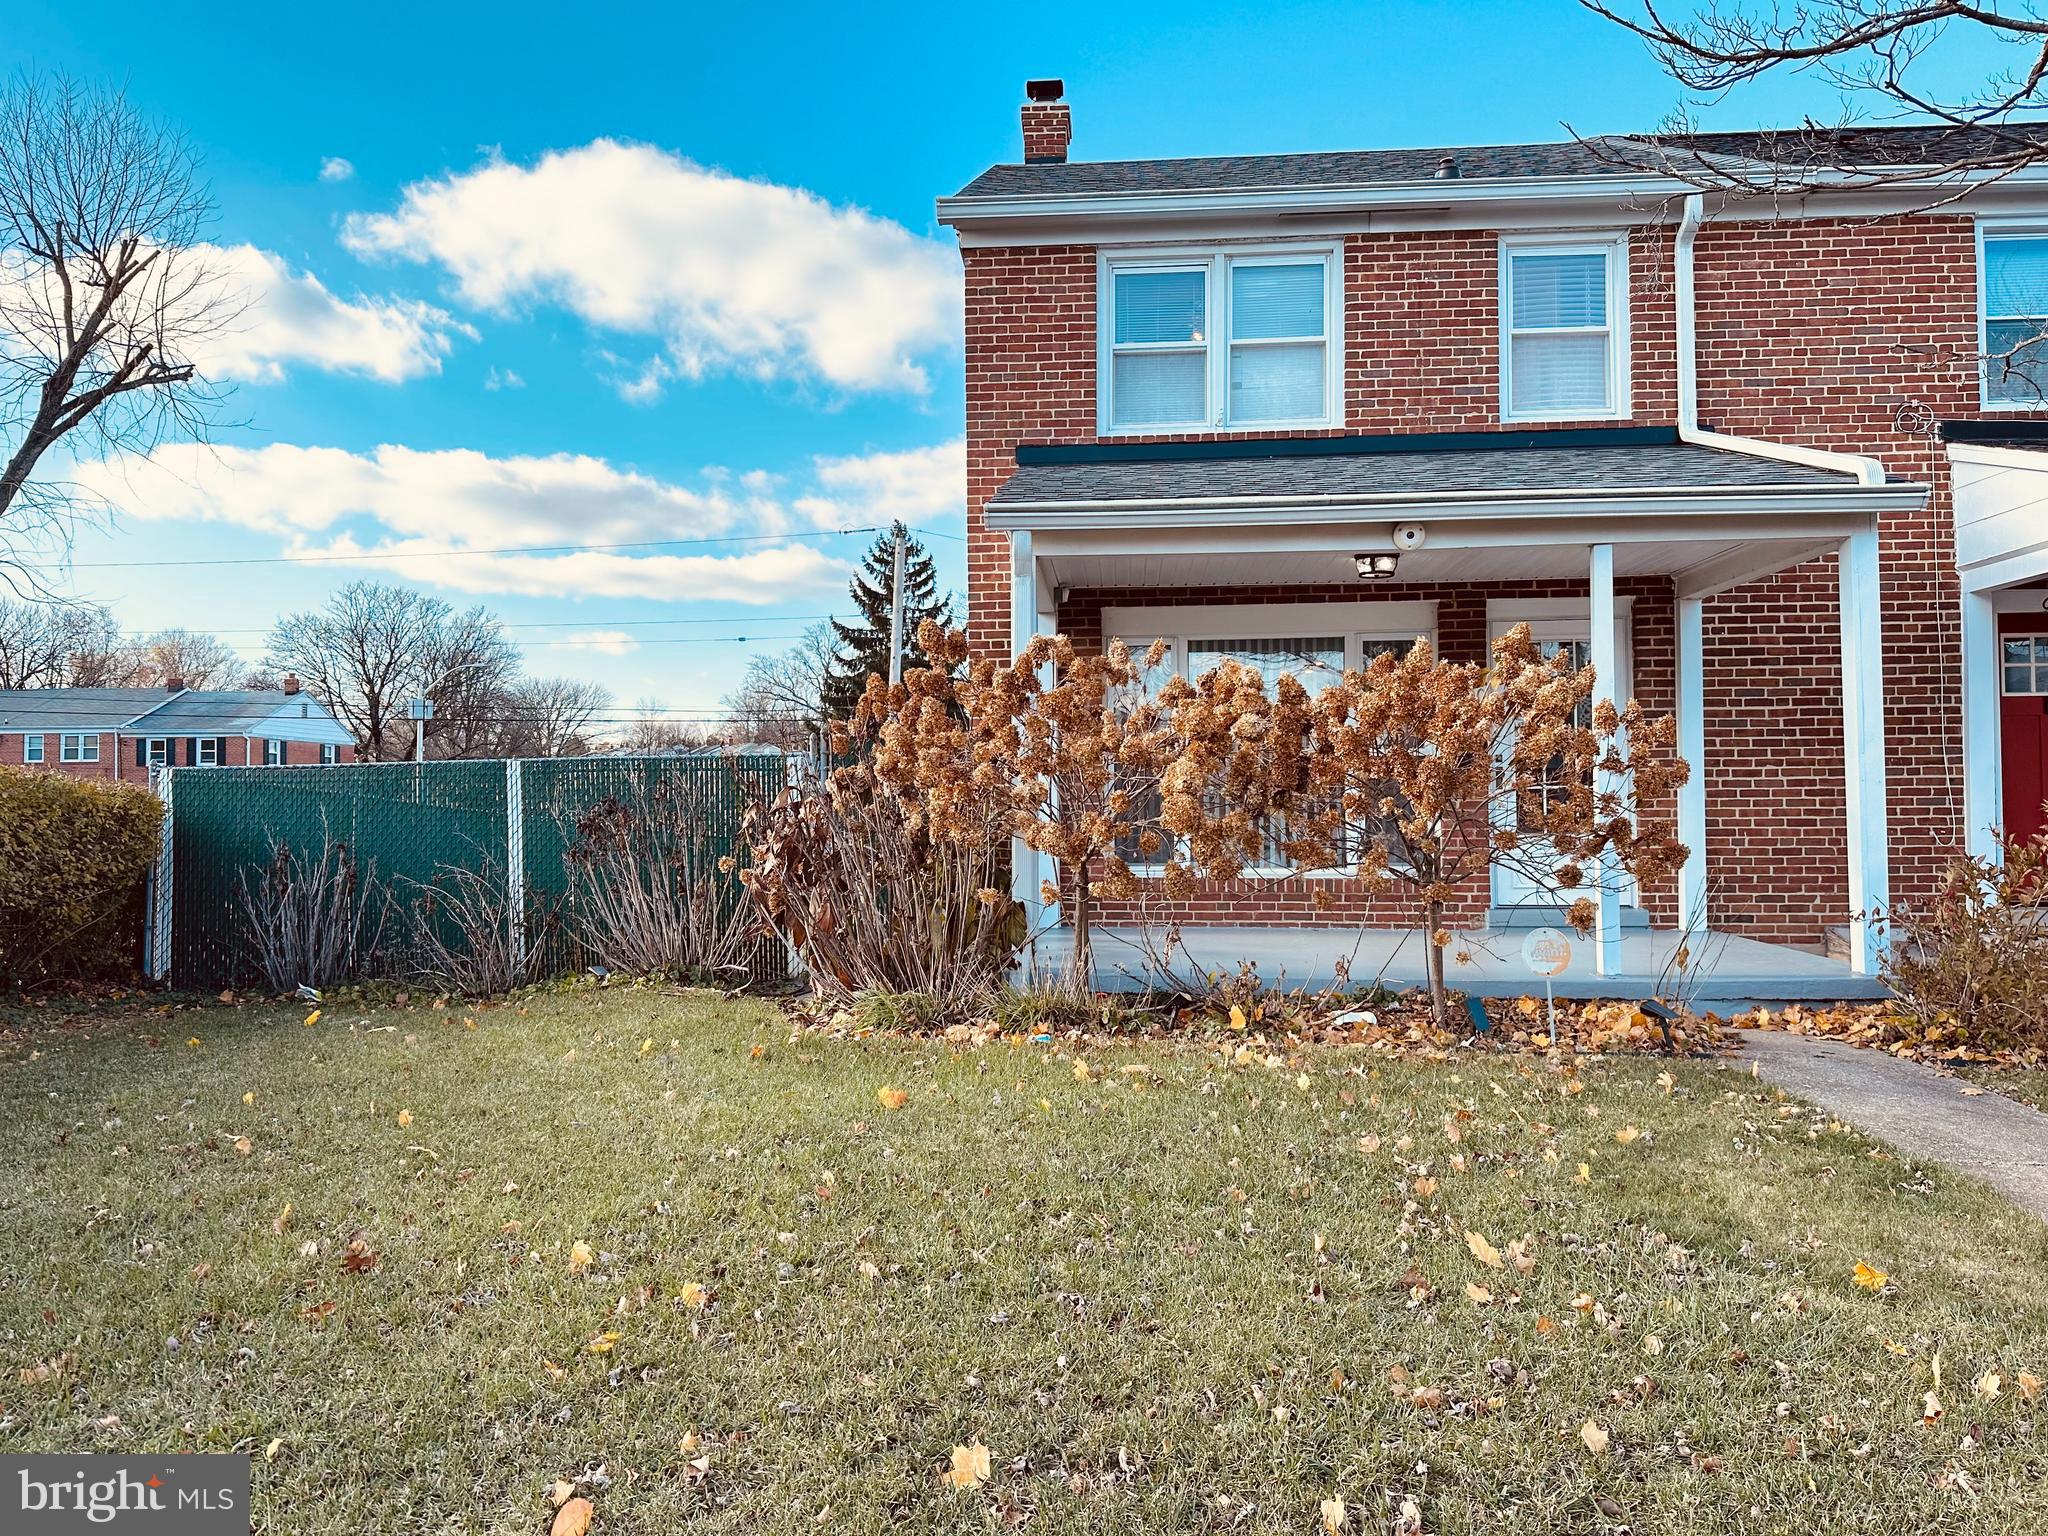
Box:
(2, 989), (2044, 1534)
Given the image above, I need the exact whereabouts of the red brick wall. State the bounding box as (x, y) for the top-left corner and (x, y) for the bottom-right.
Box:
(2, 731), (354, 782)
(0, 731), (121, 780)
(961, 214), (2046, 945)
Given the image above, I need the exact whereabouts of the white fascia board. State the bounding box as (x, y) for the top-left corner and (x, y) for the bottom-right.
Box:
(984, 482), (1919, 532)
(254, 703), (356, 745)
(940, 168), (2048, 245)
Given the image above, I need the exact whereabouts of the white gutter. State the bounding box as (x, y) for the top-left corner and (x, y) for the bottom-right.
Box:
(1673, 192), (1888, 488)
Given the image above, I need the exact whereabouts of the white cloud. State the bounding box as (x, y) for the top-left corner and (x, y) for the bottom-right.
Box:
(71, 437), (960, 604)
(204, 243), (470, 384)
(319, 156), (356, 183)
(560, 629), (638, 655)
(342, 139), (959, 395)
(484, 365), (525, 391)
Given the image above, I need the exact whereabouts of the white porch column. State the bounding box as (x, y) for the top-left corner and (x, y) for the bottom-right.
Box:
(1837, 526), (1892, 974)
(1961, 585), (2003, 865)
(1675, 594), (1710, 932)
(1588, 543), (1622, 976)
(1007, 530), (1043, 916)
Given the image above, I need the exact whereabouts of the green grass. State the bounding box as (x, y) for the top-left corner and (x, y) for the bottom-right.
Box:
(3, 987), (2045, 1535)
(1956, 1064), (2048, 1112)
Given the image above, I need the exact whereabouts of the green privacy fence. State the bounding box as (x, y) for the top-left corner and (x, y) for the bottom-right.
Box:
(150, 754), (793, 991)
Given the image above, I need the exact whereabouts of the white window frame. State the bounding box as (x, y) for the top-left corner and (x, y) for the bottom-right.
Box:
(195, 738), (219, 767)
(59, 733), (99, 763)
(23, 733), (43, 764)
(320, 744), (339, 765)
(1097, 242), (1344, 435)
(144, 738), (169, 767)
(263, 738), (284, 766)
(1976, 218), (2048, 411)
(1498, 232), (1631, 423)
(1104, 601), (1437, 877)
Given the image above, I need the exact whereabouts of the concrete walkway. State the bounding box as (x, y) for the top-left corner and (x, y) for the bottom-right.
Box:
(1737, 1028), (2048, 1222)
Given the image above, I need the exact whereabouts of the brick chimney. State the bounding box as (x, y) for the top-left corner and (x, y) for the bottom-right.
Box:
(1022, 79), (1070, 164)
(282, 672), (300, 696)
(165, 676), (186, 692)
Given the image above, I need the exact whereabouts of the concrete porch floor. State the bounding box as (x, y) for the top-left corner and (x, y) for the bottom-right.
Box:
(1035, 924), (1889, 1006)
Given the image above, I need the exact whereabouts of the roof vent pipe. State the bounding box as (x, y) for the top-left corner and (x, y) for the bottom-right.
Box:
(1434, 155), (1460, 179)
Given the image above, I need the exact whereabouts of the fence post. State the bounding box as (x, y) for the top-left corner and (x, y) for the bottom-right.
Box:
(147, 766), (175, 981)
(505, 758), (527, 977)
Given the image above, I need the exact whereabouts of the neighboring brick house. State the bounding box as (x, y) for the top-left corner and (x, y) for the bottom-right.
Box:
(0, 677), (355, 783)
(936, 84), (2048, 985)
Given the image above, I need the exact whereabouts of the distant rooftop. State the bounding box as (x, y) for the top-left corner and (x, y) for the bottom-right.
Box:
(950, 123), (2048, 201)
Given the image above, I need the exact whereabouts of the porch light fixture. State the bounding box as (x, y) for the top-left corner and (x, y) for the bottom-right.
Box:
(1354, 552), (1400, 580)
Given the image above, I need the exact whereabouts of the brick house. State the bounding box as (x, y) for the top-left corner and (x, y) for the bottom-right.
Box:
(936, 83), (2048, 996)
(0, 677), (355, 783)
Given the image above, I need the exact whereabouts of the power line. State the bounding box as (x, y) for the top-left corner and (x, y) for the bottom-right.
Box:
(36, 525), (892, 572)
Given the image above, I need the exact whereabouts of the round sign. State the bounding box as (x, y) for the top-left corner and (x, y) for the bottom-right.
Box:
(1520, 926), (1572, 978)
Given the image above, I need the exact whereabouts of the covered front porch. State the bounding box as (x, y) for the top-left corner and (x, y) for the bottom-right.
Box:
(989, 428), (1925, 997)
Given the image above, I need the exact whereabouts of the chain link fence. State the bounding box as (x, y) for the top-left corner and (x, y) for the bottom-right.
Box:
(152, 754), (792, 992)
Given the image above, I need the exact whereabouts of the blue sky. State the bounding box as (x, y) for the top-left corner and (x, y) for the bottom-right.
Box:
(0, 1), (2014, 725)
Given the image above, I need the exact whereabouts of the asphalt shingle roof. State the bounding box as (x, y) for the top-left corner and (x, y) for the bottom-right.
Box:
(988, 441), (1857, 508)
(0, 688), (173, 732)
(138, 691), (324, 734)
(951, 123), (2048, 200)
(0, 687), (344, 737)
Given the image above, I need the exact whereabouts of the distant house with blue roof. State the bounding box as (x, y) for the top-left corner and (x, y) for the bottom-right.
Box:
(0, 674), (354, 783)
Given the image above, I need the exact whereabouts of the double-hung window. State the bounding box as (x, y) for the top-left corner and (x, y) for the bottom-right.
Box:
(1500, 236), (1629, 421)
(1981, 227), (2048, 407)
(195, 738), (219, 767)
(320, 744), (339, 766)
(23, 733), (44, 764)
(60, 733), (99, 763)
(263, 738), (284, 766)
(1101, 246), (1338, 433)
(145, 738), (169, 767)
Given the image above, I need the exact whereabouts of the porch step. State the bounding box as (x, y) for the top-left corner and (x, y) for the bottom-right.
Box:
(1486, 905), (1649, 931)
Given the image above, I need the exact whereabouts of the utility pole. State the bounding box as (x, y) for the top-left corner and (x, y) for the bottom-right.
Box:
(886, 524), (907, 685)
(409, 695), (435, 762)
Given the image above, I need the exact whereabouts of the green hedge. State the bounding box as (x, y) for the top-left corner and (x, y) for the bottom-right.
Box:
(0, 766), (163, 985)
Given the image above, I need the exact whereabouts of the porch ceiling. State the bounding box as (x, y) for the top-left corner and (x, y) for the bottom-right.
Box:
(1037, 536), (1842, 595)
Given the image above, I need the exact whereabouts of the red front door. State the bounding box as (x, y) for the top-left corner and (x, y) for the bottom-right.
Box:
(2000, 618), (2048, 843)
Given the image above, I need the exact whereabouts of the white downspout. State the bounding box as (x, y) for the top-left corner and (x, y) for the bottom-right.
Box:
(1672, 193), (1887, 487)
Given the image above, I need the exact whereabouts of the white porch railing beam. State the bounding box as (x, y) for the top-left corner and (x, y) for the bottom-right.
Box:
(1675, 594), (1710, 933)
(1960, 587), (2003, 866)
(1589, 543), (1623, 977)
(1837, 527), (1892, 974)
(1007, 531), (1061, 936)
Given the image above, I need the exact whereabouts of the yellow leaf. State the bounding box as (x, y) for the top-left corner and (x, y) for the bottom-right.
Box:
(1321, 1496), (1347, 1533)
(1852, 1261), (1888, 1292)
(1229, 1004), (1247, 1032)
(396, 1109), (413, 1128)
(264, 1438), (283, 1463)
(680, 1281), (708, 1309)
(233, 1136), (252, 1156)
(1465, 1281), (1493, 1304)
(1575, 1163), (1591, 1183)
(1643, 1334), (1663, 1356)
(272, 1202), (293, 1234)
(1073, 1059), (1092, 1083)
(1580, 1419), (1610, 1455)
(303, 1010), (321, 1028)
(186, 1037), (201, 1048)
(550, 1495), (593, 1536)
(550, 1480), (577, 1509)
(1614, 1125), (1642, 1144)
(568, 1240), (596, 1274)
(877, 1086), (910, 1111)
(1975, 1371), (2003, 1402)
(946, 1442), (991, 1490)
(2018, 1369), (2042, 1403)
(639, 1038), (654, 1056)
(586, 1330), (620, 1354)
(242, 1091), (255, 1106)
(1465, 1229), (1504, 1269)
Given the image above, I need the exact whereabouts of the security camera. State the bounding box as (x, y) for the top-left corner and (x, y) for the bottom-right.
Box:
(1392, 523), (1428, 551)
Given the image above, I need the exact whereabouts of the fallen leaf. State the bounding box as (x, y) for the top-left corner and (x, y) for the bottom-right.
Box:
(1852, 1261), (1888, 1292)
(396, 1109), (413, 1128)
(680, 1281), (709, 1309)
(1320, 1496), (1347, 1533)
(586, 1331), (621, 1354)
(232, 1136), (252, 1156)
(263, 1438), (283, 1463)
(242, 1091), (254, 1107)
(1614, 1125), (1642, 1145)
(550, 1495), (593, 1536)
(1974, 1371), (2002, 1402)
(303, 1011), (320, 1028)
(568, 1241), (596, 1274)
(550, 1480), (576, 1509)
(1465, 1229), (1504, 1269)
(946, 1442), (991, 1490)
(876, 1086), (909, 1111)
(1580, 1419), (1610, 1455)
(1465, 1281), (1493, 1304)
(1229, 1004), (1248, 1032)
(339, 1237), (380, 1274)
(2018, 1369), (2042, 1403)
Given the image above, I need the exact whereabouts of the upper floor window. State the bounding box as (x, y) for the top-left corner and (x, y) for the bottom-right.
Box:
(1100, 245), (1339, 433)
(1981, 228), (2048, 407)
(1500, 235), (1629, 422)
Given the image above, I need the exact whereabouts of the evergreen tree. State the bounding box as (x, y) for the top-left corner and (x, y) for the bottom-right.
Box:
(821, 522), (954, 717)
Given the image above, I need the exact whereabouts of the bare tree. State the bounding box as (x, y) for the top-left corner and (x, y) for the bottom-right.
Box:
(419, 605), (521, 759)
(721, 622), (833, 750)
(266, 581), (450, 760)
(617, 697), (718, 754)
(0, 594), (121, 687)
(129, 626), (241, 689)
(0, 75), (234, 589)
(1581, 3), (2048, 192)
(500, 676), (613, 758)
